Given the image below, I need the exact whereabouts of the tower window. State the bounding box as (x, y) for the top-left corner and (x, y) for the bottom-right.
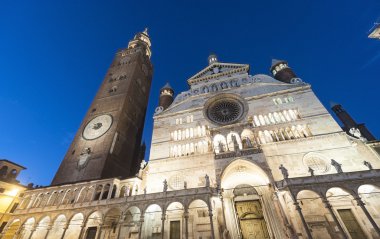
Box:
(109, 86), (118, 93)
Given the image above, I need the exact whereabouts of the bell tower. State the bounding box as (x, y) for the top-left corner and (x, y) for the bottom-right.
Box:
(52, 29), (153, 185)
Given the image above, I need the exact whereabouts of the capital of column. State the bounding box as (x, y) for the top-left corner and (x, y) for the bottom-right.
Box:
(293, 202), (302, 211)
(208, 210), (213, 217)
(321, 198), (332, 209)
(354, 196), (365, 206)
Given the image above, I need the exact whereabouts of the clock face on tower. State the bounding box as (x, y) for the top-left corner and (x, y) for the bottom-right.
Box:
(82, 114), (113, 140)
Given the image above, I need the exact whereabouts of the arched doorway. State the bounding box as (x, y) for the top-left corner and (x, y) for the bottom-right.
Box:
(220, 159), (279, 238)
(166, 202), (184, 239)
(233, 185), (269, 239)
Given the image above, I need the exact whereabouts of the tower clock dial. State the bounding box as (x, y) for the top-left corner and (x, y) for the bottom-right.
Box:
(82, 114), (113, 140)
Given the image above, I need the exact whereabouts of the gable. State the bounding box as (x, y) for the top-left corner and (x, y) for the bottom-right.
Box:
(187, 62), (249, 85)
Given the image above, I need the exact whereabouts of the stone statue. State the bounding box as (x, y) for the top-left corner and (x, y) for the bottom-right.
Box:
(163, 179), (168, 192)
(331, 159), (343, 173)
(349, 128), (367, 142)
(279, 164), (289, 179)
(364, 161), (373, 170)
(245, 137), (253, 148)
(218, 141), (224, 153)
(143, 187), (147, 195)
(184, 181), (187, 189)
(205, 174), (210, 187)
(231, 134), (239, 151)
(308, 167), (314, 176)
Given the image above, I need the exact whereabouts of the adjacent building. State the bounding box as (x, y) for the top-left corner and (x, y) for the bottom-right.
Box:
(0, 160), (26, 235)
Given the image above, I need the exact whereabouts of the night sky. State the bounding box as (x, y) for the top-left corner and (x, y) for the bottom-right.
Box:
(1, 1), (379, 186)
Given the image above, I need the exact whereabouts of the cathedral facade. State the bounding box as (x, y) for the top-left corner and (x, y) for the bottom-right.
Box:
(1, 30), (380, 239)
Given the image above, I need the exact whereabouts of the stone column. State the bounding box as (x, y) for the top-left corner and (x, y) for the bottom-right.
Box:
(27, 228), (36, 239)
(44, 225), (52, 239)
(161, 211), (166, 239)
(79, 222), (87, 239)
(353, 194), (380, 236)
(98, 185), (105, 201)
(293, 201), (312, 239)
(107, 184), (114, 199)
(208, 208), (215, 239)
(183, 209), (189, 239)
(96, 223), (103, 239)
(138, 215), (144, 239)
(60, 225), (68, 239)
(320, 196), (348, 239)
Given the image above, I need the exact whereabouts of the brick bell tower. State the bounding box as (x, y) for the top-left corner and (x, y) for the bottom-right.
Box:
(52, 29), (153, 185)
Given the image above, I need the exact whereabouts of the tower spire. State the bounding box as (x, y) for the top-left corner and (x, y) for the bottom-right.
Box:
(143, 27), (149, 35)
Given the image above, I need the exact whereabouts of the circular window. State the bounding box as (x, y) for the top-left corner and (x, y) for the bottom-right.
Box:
(303, 153), (330, 173)
(205, 95), (245, 125)
(169, 174), (185, 190)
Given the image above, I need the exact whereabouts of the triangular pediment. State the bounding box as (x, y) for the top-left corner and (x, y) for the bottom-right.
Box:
(187, 62), (249, 85)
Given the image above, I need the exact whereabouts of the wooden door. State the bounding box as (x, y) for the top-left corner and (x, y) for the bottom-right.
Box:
(85, 227), (98, 239)
(337, 209), (366, 239)
(235, 200), (269, 239)
(170, 220), (181, 239)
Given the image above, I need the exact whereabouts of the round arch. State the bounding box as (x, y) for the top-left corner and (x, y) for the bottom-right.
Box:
(3, 219), (21, 239)
(220, 159), (270, 190)
(46, 214), (66, 239)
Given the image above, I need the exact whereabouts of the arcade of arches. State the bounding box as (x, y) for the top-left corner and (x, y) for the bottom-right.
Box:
(3, 160), (380, 239)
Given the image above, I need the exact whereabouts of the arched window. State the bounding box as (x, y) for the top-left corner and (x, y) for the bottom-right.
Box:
(273, 112), (281, 123)
(178, 130), (182, 140)
(178, 145), (182, 156)
(253, 115), (260, 126)
(202, 86), (209, 93)
(197, 126), (201, 137)
(258, 131), (266, 144)
(289, 109), (298, 120)
(213, 134), (227, 154)
(190, 128), (194, 138)
(181, 145), (186, 156)
(277, 98), (283, 104)
(190, 143), (194, 154)
(264, 115), (271, 125)
(258, 115), (266, 126)
(185, 129), (189, 139)
(226, 132), (243, 151)
(0, 166), (8, 178)
(268, 113), (276, 124)
(264, 130), (273, 143)
(291, 126), (301, 138)
(201, 126), (206, 136)
(283, 110), (292, 121)
(119, 186), (127, 198)
(173, 131), (178, 141)
(279, 112), (287, 123)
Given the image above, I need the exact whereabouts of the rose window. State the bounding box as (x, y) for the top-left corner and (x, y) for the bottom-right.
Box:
(206, 98), (244, 125)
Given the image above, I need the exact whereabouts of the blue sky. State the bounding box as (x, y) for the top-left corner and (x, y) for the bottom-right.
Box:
(1, 1), (379, 186)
